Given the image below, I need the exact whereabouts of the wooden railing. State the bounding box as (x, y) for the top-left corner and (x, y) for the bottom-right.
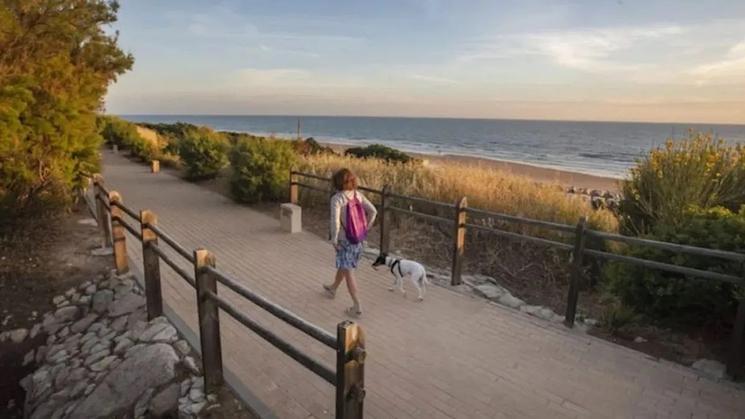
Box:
(89, 175), (366, 419)
(289, 170), (745, 379)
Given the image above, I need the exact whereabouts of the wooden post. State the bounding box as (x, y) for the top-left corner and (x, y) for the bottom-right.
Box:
(289, 170), (298, 204)
(194, 249), (224, 391)
(564, 216), (588, 328)
(380, 185), (391, 254)
(727, 296), (745, 379)
(451, 197), (467, 286)
(109, 191), (129, 274)
(140, 210), (163, 320)
(151, 160), (160, 174)
(336, 321), (366, 419)
(92, 174), (112, 248)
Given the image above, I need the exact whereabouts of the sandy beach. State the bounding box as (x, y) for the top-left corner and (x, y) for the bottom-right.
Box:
(322, 142), (621, 192)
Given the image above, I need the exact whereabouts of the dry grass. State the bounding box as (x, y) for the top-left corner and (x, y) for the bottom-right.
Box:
(296, 154), (618, 232)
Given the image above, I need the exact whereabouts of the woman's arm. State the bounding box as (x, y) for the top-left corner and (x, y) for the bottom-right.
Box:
(329, 194), (342, 245)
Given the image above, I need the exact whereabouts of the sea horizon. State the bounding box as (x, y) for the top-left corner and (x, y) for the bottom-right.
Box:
(121, 114), (745, 179)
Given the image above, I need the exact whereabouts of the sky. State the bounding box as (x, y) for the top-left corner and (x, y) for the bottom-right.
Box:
(105, 0), (745, 124)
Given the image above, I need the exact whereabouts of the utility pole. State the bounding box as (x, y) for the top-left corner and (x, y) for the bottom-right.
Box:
(297, 118), (301, 140)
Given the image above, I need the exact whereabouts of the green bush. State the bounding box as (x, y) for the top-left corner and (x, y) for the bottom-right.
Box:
(619, 132), (745, 235)
(177, 128), (227, 180)
(99, 116), (158, 161)
(344, 144), (416, 164)
(604, 206), (745, 326)
(0, 1), (132, 220)
(230, 138), (296, 203)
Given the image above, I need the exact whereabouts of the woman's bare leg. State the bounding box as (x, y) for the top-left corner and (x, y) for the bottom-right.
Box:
(323, 269), (345, 297)
(343, 269), (362, 313)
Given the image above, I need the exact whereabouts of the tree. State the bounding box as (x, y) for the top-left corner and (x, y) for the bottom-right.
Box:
(0, 0), (133, 221)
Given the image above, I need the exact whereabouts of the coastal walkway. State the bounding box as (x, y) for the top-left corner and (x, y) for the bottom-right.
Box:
(101, 150), (745, 419)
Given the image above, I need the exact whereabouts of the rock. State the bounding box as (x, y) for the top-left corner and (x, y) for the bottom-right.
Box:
(10, 328), (29, 343)
(52, 295), (66, 306)
(90, 355), (118, 372)
(88, 322), (105, 335)
(23, 349), (35, 366)
(78, 295), (91, 305)
(68, 367), (88, 383)
(84, 384), (95, 396)
(84, 284), (97, 295)
(48, 349), (69, 364)
(180, 379), (191, 397)
(189, 387), (205, 402)
(634, 336), (648, 343)
(113, 338), (133, 355)
(84, 349), (110, 366)
(174, 340), (190, 356)
(70, 381), (89, 398)
(107, 293), (145, 317)
(190, 401), (207, 415)
(113, 278), (134, 298)
(35, 346), (48, 363)
(583, 318), (599, 327)
(78, 218), (98, 226)
(30, 323), (42, 339)
(0, 331), (8, 342)
(87, 341), (110, 357)
(191, 377), (203, 390)
(206, 393), (217, 403)
(692, 359), (726, 379)
(53, 366), (70, 389)
(473, 284), (505, 300)
(125, 343), (147, 358)
(69, 344), (179, 419)
(151, 325), (177, 343)
(57, 326), (70, 339)
(127, 310), (148, 331)
(497, 293), (525, 309)
(42, 316), (64, 335)
(79, 280), (92, 290)
(134, 388), (155, 418)
(90, 247), (113, 256)
(110, 316), (127, 332)
(29, 400), (60, 419)
(139, 323), (169, 342)
(71, 314), (98, 334)
(150, 382), (180, 417)
(91, 290), (114, 314)
(183, 356), (200, 374)
(54, 306), (79, 323)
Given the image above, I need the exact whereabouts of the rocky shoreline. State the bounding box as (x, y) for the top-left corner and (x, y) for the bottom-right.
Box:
(6, 268), (218, 419)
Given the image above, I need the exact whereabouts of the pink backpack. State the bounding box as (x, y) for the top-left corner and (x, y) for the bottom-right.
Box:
(345, 192), (368, 244)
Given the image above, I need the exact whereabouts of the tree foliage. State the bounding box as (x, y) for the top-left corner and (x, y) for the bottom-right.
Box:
(230, 137), (296, 203)
(0, 0), (133, 219)
(177, 127), (228, 180)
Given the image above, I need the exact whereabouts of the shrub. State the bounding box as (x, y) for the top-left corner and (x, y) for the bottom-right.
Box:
(604, 206), (745, 327)
(294, 137), (337, 156)
(0, 1), (132, 220)
(230, 138), (297, 203)
(619, 132), (745, 235)
(99, 116), (158, 161)
(177, 128), (227, 180)
(345, 144), (416, 164)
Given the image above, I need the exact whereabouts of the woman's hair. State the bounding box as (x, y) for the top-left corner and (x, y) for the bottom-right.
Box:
(332, 168), (357, 191)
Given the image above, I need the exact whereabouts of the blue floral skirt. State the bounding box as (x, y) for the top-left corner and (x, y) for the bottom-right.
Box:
(336, 240), (363, 270)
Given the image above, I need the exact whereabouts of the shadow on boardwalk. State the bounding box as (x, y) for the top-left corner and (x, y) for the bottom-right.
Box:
(102, 150), (745, 419)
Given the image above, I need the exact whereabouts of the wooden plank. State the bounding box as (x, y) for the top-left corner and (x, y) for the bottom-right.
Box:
(289, 171), (299, 204)
(451, 197), (467, 286)
(108, 191), (129, 274)
(336, 321), (366, 419)
(140, 209), (163, 320)
(93, 174), (112, 247)
(564, 216), (587, 328)
(194, 249), (224, 392)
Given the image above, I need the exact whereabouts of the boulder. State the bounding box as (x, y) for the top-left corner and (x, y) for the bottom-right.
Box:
(107, 293), (145, 317)
(69, 343), (179, 419)
(54, 306), (79, 322)
(473, 284), (505, 300)
(149, 382), (180, 418)
(691, 359), (726, 379)
(71, 314), (98, 334)
(10, 328), (29, 343)
(91, 290), (113, 314)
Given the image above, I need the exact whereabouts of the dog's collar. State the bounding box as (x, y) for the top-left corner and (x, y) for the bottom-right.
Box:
(390, 259), (403, 277)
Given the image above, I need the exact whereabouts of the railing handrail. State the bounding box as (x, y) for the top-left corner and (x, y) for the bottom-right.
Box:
(205, 266), (337, 348)
(290, 169), (745, 265)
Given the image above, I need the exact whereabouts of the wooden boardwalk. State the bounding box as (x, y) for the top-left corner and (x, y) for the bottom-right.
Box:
(101, 150), (745, 419)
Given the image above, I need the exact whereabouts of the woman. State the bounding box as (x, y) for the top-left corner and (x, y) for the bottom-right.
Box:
(323, 168), (377, 317)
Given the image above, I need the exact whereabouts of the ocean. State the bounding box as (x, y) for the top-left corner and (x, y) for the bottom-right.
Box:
(121, 115), (745, 179)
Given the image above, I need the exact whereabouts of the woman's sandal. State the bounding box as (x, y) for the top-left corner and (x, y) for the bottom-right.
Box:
(344, 307), (362, 317)
(322, 284), (336, 298)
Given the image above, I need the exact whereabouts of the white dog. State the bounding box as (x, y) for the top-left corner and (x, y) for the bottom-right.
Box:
(372, 253), (429, 301)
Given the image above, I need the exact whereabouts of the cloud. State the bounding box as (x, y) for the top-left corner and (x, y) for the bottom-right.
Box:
(691, 39), (745, 84)
(459, 25), (683, 74)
